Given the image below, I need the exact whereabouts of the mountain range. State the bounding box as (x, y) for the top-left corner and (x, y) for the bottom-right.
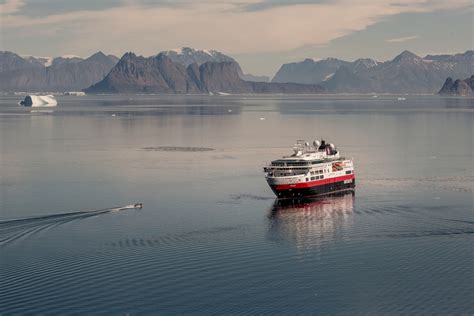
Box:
(273, 50), (473, 94)
(0, 48), (472, 94)
(85, 53), (323, 94)
(0, 51), (119, 92)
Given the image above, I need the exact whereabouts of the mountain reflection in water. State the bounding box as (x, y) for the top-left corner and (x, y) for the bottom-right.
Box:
(267, 193), (354, 249)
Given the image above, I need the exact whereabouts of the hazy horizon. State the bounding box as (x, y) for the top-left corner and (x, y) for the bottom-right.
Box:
(1, 0), (473, 76)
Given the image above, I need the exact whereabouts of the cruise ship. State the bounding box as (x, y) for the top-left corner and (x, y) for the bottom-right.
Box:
(264, 140), (355, 199)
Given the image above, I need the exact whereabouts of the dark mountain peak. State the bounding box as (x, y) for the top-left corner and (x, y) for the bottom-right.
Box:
(86, 51), (111, 63)
(122, 52), (138, 59)
(438, 76), (473, 95)
(118, 52), (140, 63)
(325, 57), (343, 62)
(94, 51), (106, 57)
(303, 58), (315, 64)
(393, 50), (421, 63)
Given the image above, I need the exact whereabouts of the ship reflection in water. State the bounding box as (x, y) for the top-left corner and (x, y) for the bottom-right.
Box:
(267, 193), (354, 250)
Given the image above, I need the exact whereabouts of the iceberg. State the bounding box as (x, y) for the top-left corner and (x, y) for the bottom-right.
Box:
(64, 91), (86, 96)
(19, 95), (57, 107)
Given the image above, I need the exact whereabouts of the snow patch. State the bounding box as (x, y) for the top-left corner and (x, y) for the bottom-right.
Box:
(323, 73), (335, 81)
(60, 54), (81, 59)
(21, 55), (53, 67)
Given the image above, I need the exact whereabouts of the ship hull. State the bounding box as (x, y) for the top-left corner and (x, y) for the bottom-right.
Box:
(269, 176), (355, 199)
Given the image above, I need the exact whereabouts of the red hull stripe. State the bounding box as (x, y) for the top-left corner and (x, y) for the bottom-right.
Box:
(273, 174), (355, 191)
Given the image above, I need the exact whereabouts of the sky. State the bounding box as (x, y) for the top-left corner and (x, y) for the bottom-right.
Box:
(0, 0), (472, 76)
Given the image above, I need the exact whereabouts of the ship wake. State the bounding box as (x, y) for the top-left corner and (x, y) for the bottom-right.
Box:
(0, 205), (138, 247)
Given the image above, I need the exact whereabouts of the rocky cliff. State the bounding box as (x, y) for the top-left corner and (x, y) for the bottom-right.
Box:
(438, 75), (474, 95)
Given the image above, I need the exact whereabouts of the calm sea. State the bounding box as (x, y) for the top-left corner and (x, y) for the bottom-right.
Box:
(0, 95), (473, 314)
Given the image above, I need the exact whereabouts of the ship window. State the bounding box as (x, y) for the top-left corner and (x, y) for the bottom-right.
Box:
(311, 177), (315, 180)
(346, 170), (352, 175)
(306, 178), (309, 182)
(321, 175), (324, 179)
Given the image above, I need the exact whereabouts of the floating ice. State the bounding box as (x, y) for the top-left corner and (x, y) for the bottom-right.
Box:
(19, 95), (57, 107)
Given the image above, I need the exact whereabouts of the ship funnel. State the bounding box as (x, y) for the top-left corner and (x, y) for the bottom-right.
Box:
(313, 140), (321, 148)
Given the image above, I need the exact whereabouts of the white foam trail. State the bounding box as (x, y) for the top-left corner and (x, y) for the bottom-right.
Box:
(0, 204), (141, 247)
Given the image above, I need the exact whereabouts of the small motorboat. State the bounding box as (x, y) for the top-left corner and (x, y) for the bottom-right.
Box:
(133, 203), (143, 209)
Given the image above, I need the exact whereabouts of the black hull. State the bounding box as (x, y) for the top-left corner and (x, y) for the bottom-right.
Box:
(270, 180), (356, 199)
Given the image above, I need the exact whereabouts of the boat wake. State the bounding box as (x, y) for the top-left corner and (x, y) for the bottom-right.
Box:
(0, 204), (139, 247)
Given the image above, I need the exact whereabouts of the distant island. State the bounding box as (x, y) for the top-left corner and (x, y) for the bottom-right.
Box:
(0, 48), (473, 95)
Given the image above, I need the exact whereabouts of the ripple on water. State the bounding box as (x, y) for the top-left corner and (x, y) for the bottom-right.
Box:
(1, 196), (473, 314)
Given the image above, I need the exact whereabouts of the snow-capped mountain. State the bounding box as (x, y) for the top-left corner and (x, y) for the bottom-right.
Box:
(160, 47), (236, 66)
(160, 47), (269, 82)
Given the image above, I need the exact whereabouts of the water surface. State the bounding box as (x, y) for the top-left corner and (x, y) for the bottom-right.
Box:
(1, 95), (473, 314)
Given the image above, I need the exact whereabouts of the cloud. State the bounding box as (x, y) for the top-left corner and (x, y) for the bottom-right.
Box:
(0, 0), (25, 14)
(1, 0), (472, 56)
(385, 35), (419, 43)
